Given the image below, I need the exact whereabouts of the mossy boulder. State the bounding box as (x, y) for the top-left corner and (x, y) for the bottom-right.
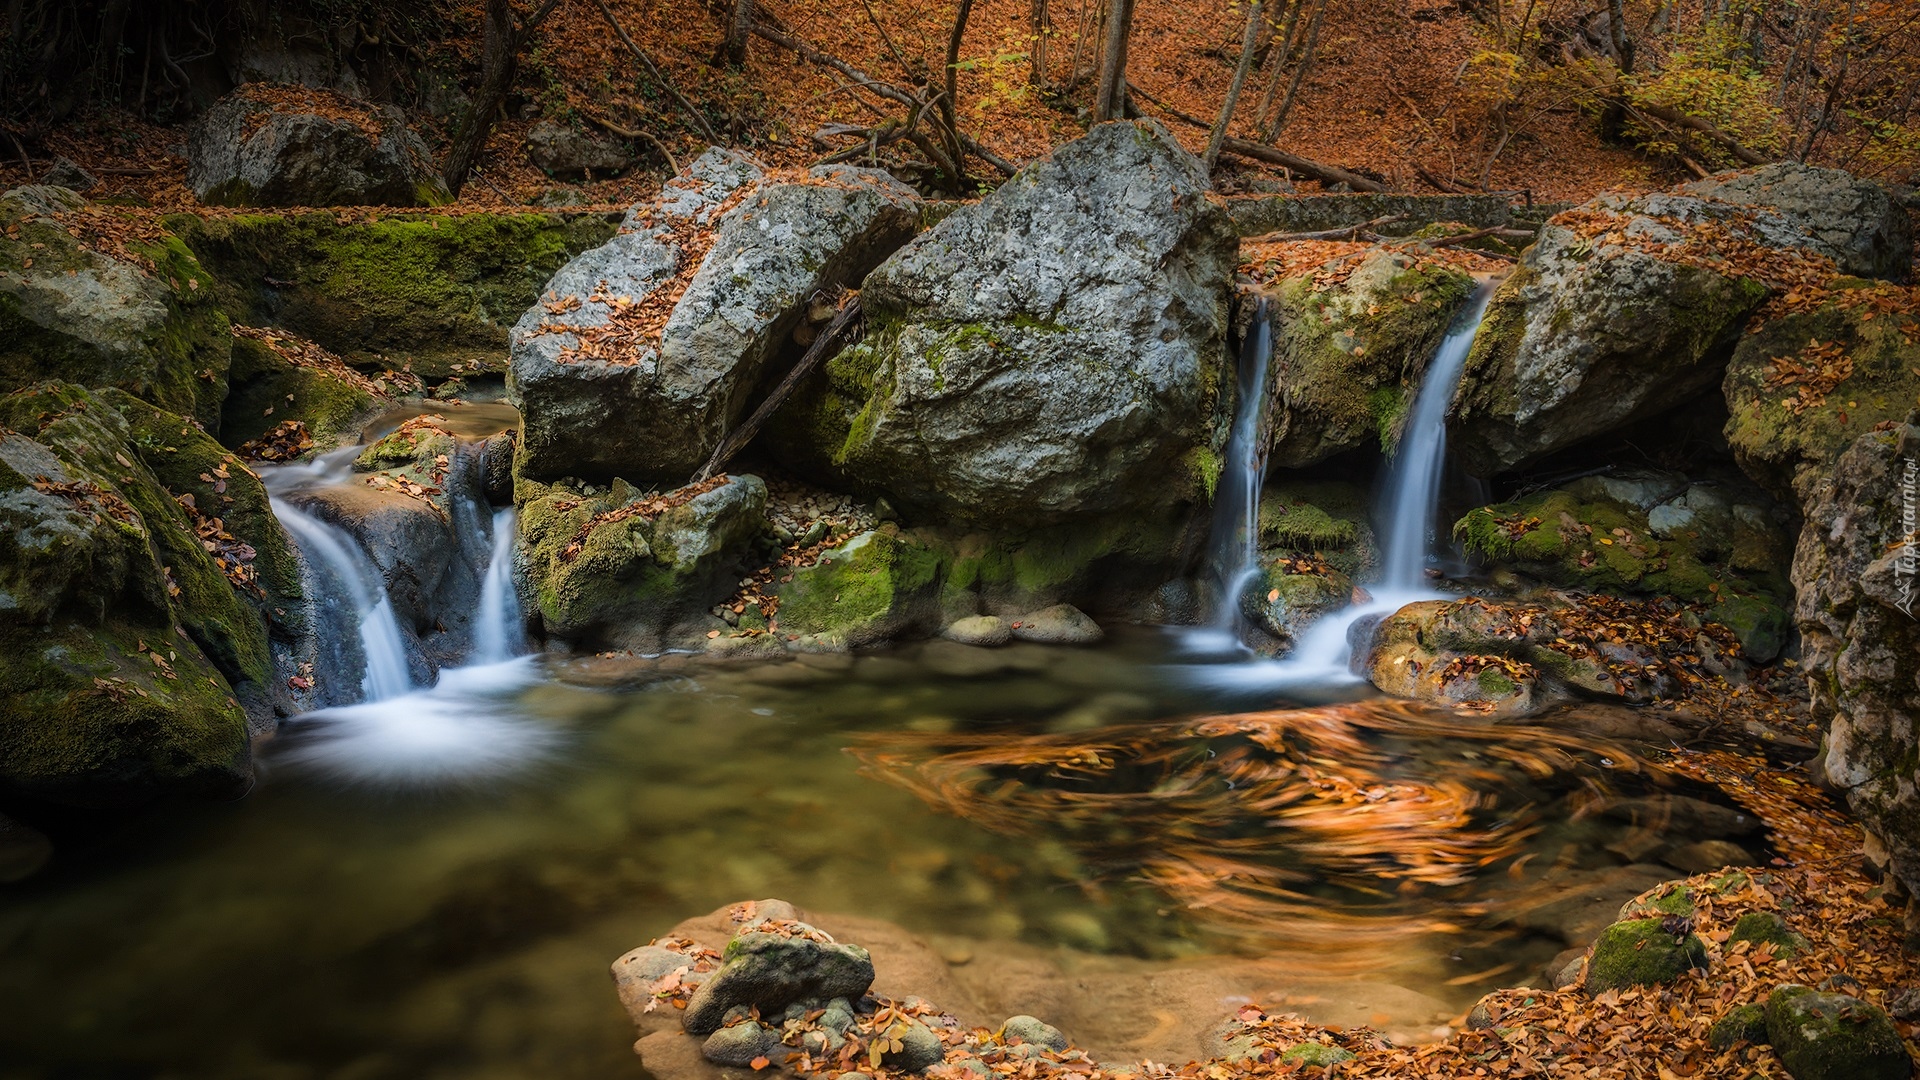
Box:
(1453, 483), (1791, 660)
(1764, 985), (1911, 1080)
(1257, 249), (1477, 467)
(1277, 1043), (1355, 1068)
(682, 924), (875, 1035)
(775, 527), (944, 649)
(1582, 918), (1709, 993)
(220, 330), (384, 452)
(1723, 287), (1920, 506)
(171, 208), (620, 379)
(1360, 598), (1555, 715)
(0, 187), (232, 431)
(783, 121), (1234, 527)
(0, 382), (293, 805)
(519, 473), (768, 652)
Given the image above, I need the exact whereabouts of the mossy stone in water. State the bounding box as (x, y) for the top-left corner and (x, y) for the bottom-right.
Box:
(1582, 918), (1708, 993)
(1278, 1043), (1356, 1067)
(1764, 985), (1911, 1080)
(1707, 1003), (1769, 1050)
(1728, 911), (1810, 958)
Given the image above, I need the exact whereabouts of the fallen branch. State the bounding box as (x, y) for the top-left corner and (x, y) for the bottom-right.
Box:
(583, 110), (684, 175)
(1247, 214), (1407, 243)
(696, 295), (865, 483)
(1632, 102), (1770, 167)
(1124, 80), (1387, 192)
(1419, 224), (1537, 248)
(591, 0), (721, 146)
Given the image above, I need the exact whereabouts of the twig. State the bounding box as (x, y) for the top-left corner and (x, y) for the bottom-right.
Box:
(697, 295), (865, 482)
(1247, 214), (1407, 243)
(1420, 225), (1536, 249)
(469, 167), (513, 202)
(583, 111), (683, 175)
(590, 0), (722, 145)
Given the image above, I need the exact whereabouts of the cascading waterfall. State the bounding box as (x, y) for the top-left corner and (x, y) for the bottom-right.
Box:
(1180, 280), (1498, 692)
(272, 497), (414, 702)
(471, 507), (527, 665)
(1187, 301), (1274, 653)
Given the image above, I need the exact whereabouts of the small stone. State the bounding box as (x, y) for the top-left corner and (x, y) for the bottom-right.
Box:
(1010, 604), (1104, 645)
(942, 615), (1013, 647)
(39, 157), (97, 192)
(1582, 918), (1708, 993)
(702, 1020), (783, 1067)
(1706, 1003), (1768, 1051)
(880, 1019), (945, 1072)
(1278, 1043), (1356, 1067)
(820, 998), (857, 1035)
(999, 1015), (1068, 1052)
(1886, 987), (1920, 1021)
(1765, 985), (1912, 1080)
(1464, 997), (1497, 1031)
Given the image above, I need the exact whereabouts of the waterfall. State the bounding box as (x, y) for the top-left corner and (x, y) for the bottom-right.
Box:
(272, 498), (415, 702)
(1185, 302), (1274, 654)
(1375, 283), (1498, 590)
(1175, 281), (1497, 694)
(472, 507), (526, 665)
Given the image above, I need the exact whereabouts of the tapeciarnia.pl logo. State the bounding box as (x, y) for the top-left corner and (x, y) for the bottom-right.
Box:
(1900, 457), (1918, 618)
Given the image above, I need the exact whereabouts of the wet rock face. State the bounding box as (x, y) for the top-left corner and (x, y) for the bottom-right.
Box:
(1793, 421), (1920, 905)
(1452, 164), (1907, 475)
(792, 119), (1235, 527)
(188, 88), (449, 208)
(510, 149), (921, 485)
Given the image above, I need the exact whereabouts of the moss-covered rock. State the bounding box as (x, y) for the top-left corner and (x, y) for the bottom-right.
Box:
(1277, 1042), (1355, 1068)
(1764, 985), (1911, 1080)
(1723, 287), (1920, 505)
(220, 330), (384, 452)
(171, 209), (620, 378)
(1582, 917), (1709, 993)
(519, 473), (768, 651)
(1707, 1003), (1769, 1050)
(0, 382), (283, 805)
(775, 527), (944, 649)
(0, 187), (231, 430)
(1258, 249), (1477, 467)
(1728, 911), (1810, 958)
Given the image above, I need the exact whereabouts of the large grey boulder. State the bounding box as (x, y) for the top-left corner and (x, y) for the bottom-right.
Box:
(780, 119), (1235, 526)
(1682, 163), (1912, 280)
(188, 87), (449, 207)
(0, 186), (232, 430)
(509, 150), (921, 484)
(1453, 165), (1907, 474)
(1795, 419), (1920, 911)
(526, 120), (635, 179)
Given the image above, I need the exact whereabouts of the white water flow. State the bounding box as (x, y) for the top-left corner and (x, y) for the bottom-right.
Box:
(1178, 282), (1497, 694)
(1185, 303), (1275, 654)
(272, 498), (415, 701)
(471, 507), (527, 665)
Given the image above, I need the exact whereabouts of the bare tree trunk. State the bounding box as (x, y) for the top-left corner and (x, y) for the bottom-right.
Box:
(1252, 0), (1304, 132)
(443, 0), (565, 197)
(940, 0), (975, 188)
(1093, 0), (1136, 121)
(1262, 0), (1326, 142)
(1030, 0), (1051, 88)
(93, 0), (132, 96)
(1606, 0), (1634, 73)
(724, 0), (753, 66)
(1205, 0), (1263, 171)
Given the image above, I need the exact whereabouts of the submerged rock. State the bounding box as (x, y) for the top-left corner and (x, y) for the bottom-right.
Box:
(1010, 604), (1103, 645)
(510, 150), (920, 484)
(0, 812), (53, 882)
(782, 120), (1234, 527)
(188, 86), (449, 208)
(1764, 985), (1911, 1080)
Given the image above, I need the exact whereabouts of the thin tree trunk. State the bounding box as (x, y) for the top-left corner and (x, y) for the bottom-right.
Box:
(940, 0), (975, 187)
(724, 0), (753, 66)
(1251, 0), (1304, 132)
(698, 297), (864, 483)
(1606, 0), (1634, 74)
(1030, 0), (1051, 88)
(442, 0), (519, 197)
(1205, 0), (1264, 171)
(1093, 0), (1136, 121)
(1262, 0), (1326, 142)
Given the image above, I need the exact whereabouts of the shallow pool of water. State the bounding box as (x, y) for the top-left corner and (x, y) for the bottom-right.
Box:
(0, 630), (1749, 1080)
